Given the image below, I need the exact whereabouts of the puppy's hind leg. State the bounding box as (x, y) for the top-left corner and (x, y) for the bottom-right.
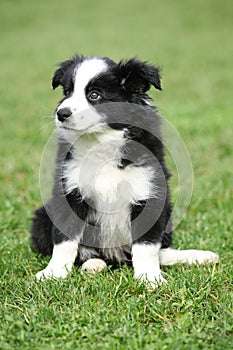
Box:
(81, 259), (107, 275)
(159, 247), (219, 266)
(30, 205), (53, 256)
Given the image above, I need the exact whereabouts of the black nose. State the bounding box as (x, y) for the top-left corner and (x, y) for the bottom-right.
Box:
(57, 108), (72, 122)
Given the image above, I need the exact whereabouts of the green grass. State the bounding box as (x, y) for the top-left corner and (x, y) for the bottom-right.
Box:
(0, 0), (232, 349)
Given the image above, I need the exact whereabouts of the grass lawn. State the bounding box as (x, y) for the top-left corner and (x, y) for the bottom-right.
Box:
(0, 0), (232, 349)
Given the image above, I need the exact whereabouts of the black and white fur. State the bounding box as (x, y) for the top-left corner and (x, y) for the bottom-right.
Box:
(31, 55), (219, 286)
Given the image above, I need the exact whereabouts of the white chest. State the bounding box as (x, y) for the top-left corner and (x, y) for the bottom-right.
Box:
(64, 156), (154, 208)
(62, 131), (156, 254)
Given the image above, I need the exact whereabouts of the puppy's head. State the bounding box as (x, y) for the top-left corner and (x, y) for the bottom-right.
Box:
(52, 55), (161, 134)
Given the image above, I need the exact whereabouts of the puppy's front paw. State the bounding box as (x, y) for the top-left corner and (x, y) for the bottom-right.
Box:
(146, 275), (167, 291)
(81, 258), (107, 275)
(134, 271), (167, 290)
(36, 266), (69, 280)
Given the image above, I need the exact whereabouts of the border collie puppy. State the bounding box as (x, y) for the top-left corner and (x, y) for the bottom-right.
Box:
(31, 55), (219, 286)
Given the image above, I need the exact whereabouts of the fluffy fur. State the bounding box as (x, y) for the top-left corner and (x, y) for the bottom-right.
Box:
(31, 55), (219, 286)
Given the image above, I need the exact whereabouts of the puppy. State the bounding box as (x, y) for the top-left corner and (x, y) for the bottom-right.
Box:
(31, 55), (219, 286)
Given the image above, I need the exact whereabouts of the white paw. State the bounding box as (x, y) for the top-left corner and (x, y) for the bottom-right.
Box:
(186, 250), (219, 264)
(134, 271), (167, 290)
(36, 266), (70, 280)
(81, 258), (107, 275)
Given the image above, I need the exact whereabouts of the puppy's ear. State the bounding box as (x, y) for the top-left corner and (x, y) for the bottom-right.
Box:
(117, 58), (161, 93)
(52, 55), (84, 89)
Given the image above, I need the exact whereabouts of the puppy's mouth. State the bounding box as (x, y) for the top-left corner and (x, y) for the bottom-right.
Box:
(59, 123), (93, 132)
(60, 125), (77, 131)
(59, 123), (105, 133)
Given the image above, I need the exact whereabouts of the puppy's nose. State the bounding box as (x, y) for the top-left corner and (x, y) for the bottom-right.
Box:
(57, 108), (72, 122)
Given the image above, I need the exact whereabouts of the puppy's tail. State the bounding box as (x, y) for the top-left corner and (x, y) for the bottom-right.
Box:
(159, 247), (219, 265)
(30, 205), (53, 256)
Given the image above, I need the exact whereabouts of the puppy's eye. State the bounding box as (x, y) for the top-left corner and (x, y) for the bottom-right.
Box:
(64, 89), (71, 97)
(88, 91), (100, 101)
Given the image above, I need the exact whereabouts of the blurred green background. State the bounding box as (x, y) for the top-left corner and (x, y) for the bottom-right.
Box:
(0, 0), (232, 235)
(0, 0), (232, 349)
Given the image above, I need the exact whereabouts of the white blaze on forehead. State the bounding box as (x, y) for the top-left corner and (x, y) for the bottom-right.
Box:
(57, 57), (109, 132)
(74, 57), (108, 93)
